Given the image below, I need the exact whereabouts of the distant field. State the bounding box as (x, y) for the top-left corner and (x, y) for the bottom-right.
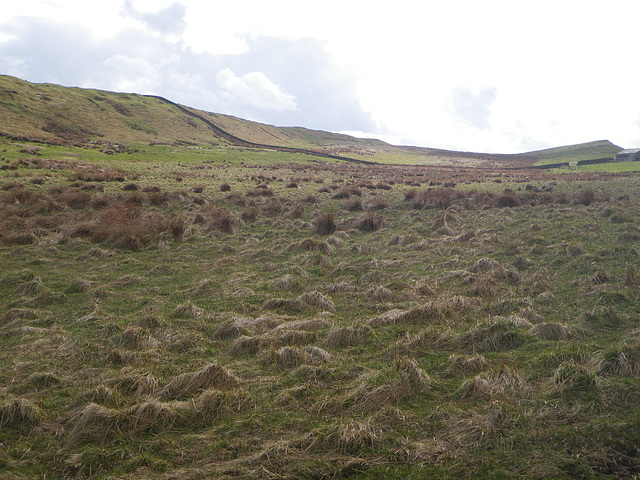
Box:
(528, 140), (623, 166)
(555, 161), (640, 173)
(2, 134), (640, 479)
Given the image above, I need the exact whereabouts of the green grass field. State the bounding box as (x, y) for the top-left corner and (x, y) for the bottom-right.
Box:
(1, 134), (640, 479)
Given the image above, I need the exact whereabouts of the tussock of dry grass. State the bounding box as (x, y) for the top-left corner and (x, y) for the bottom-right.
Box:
(315, 212), (336, 236)
(1, 307), (37, 325)
(65, 402), (122, 446)
(273, 274), (301, 292)
(265, 346), (311, 368)
(460, 319), (529, 352)
(342, 359), (433, 413)
(548, 360), (599, 395)
(369, 309), (406, 327)
(126, 399), (179, 433)
(172, 300), (205, 318)
(288, 237), (331, 254)
(325, 325), (372, 348)
(213, 320), (246, 340)
(229, 335), (264, 355)
(364, 285), (394, 303)
(301, 419), (380, 455)
(1, 397), (43, 428)
(14, 276), (44, 296)
(528, 322), (571, 341)
(394, 326), (453, 354)
(298, 290), (335, 311)
(600, 341), (640, 376)
(262, 297), (306, 314)
(469, 257), (499, 273)
(110, 325), (158, 350)
(446, 354), (488, 376)
(158, 362), (240, 400)
(437, 295), (478, 314)
(105, 372), (159, 396)
(394, 355), (435, 391)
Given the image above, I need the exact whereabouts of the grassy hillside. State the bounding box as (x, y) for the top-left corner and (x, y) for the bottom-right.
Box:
(2, 75), (624, 168)
(1, 132), (640, 479)
(527, 140), (623, 166)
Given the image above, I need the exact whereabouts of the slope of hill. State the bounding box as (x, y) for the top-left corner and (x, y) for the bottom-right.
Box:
(0, 75), (623, 167)
(526, 140), (623, 165)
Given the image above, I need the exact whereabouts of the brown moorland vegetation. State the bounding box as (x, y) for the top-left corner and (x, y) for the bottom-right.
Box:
(1, 134), (640, 480)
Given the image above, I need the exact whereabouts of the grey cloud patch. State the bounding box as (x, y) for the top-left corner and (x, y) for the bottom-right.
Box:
(451, 86), (497, 130)
(0, 17), (379, 136)
(122, 0), (187, 34)
(219, 36), (378, 132)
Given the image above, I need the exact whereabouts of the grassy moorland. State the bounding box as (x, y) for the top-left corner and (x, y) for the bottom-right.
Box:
(1, 132), (640, 480)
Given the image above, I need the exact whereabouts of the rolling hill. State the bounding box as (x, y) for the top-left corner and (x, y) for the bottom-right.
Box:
(0, 75), (623, 167)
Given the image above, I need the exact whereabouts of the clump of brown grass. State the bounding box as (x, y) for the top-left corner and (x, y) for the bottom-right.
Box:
(399, 302), (442, 324)
(65, 402), (122, 446)
(325, 325), (372, 348)
(356, 212), (383, 232)
(191, 389), (246, 423)
(457, 375), (493, 400)
(229, 335), (265, 356)
(172, 300), (205, 318)
(315, 212), (336, 235)
(206, 205), (242, 234)
(298, 291), (336, 311)
(267, 346), (310, 368)
(289, 237), (331, 254)
(261, 297), (306, 314)
(213, 320), (246, 340)
(126, 400), (179, 433)
(364, 286), (394, 303)
(14, 276), (44, 296)
(369, 309), (406, 327)
(337, 419), (379, 454)
(495, 193), (520, 208)
(459, 319), (528, 352)
(600, 341), (640, 376)
(344, 198), (363, 211)
(445, 354), (488, 376)
(304, 345), (332, 364)
(528, 322), (571, 341)
(106, 372), (159, 397)
(273, 274), (301, 292)
(548, 360), (598, 395)
(437, 295), (477, 314)
(394, 326), (453, 354)
(110, 325), (158, 350)
(394, 355), (435, 392)
(158, 362), (240, 400)
(366, 196), (389, 211)
(458, 366), (526, 399)
(469, 257), (499, 273)
(577, 189), (595, 206)
(1, 307), (37, 326)
(1, 397), (43, 428)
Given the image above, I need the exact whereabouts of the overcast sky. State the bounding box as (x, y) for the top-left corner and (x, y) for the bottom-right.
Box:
(1, 1), (639, 153)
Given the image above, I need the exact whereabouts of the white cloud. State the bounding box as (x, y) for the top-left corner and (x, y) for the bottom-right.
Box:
(2, 1), (640, 152)
(101, 55), (161, 93)
(216, 68), (297, 112)
(450, 87), (497, 130)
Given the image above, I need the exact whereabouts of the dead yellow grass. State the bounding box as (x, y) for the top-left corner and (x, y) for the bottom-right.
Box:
(158, 362), (240, 399)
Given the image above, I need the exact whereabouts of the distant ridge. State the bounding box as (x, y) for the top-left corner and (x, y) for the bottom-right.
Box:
(0, 75), (623, 167)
